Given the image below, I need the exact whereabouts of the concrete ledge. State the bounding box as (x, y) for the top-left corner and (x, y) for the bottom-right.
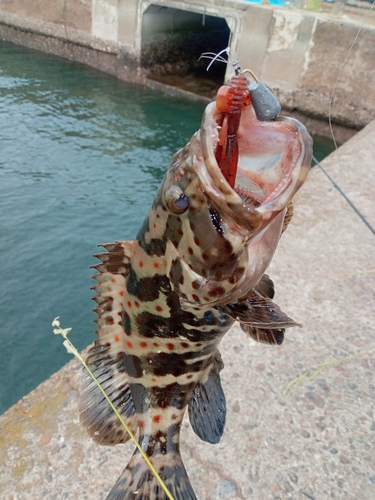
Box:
(1, 121), (375, 499)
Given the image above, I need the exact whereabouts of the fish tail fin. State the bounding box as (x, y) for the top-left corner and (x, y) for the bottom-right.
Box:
(105, 447), (197, 500)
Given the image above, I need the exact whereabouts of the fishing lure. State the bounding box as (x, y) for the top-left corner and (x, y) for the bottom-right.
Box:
(200, 48), (282, 189)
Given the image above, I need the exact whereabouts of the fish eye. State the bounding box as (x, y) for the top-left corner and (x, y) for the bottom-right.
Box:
(165, 186), (189, 214)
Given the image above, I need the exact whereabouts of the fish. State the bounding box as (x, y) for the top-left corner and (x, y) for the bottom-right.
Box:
(79, 66), (312, 500)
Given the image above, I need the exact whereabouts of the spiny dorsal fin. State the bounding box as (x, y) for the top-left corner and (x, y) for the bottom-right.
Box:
(80, 240), (137, 445)
(188, 351), (226, 444)
(91, 241), (133, 276)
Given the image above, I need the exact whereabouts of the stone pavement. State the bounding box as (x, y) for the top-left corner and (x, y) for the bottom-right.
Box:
(1, 120), (374, 500)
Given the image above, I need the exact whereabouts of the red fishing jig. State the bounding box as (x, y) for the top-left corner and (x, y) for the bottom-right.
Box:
(200, 48), (281, 189)
(214, 72), (251, 188)
(199, 49), (252, 189)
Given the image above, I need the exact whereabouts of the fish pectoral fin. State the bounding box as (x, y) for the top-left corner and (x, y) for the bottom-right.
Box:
(79, 341), (136, 446)
(220, 291), (302, 330)
(241, 325), (285, 345)
(188, 351), (226, 444)
(106, 448), (197, 500)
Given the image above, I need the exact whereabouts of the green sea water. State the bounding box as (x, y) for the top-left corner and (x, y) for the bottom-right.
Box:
(0, 41), (335, 415)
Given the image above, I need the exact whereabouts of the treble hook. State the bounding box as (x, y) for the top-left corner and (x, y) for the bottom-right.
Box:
(199, 47), (242, 74)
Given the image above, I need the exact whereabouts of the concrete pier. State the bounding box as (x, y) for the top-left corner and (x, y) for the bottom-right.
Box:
(1, 118), (374, 499)
(0, 0), (374, 137)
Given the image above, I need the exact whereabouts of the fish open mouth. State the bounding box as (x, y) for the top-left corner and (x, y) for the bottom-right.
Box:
(200, 102), (312, 230)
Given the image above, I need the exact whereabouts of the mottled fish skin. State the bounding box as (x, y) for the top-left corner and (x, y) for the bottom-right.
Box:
(79, 99), (312, 500)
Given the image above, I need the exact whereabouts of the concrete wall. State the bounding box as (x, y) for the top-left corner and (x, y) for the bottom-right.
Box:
(237, 5), (375, 129)
(0, 0), (374, 130)
(0, 0), (91, 32)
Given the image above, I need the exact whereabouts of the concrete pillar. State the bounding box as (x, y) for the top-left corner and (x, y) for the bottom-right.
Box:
(92, 0), (119, 42)
(118, 0), (139, 47)
(261, 11), (316, 86)
(236, 5), (273, 79)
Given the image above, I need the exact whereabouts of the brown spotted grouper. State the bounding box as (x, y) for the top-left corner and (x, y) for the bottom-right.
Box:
(79, 83), (312, 499)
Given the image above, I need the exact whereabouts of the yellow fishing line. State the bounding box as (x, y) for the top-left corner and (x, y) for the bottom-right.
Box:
(52, 318), (175, 500)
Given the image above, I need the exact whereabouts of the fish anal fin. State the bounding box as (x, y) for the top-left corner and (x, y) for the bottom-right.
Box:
(241, 325), (285, 345)
(188, 351), (226, 444)
(79, 341), (136, 446)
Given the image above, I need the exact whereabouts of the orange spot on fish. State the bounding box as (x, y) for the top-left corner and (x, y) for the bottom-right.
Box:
(139, 420), (145, 429)
(156, 305), (163, 312)
(126, 341), (133, 349)
(140, 341), (147, 348)
(154, 262), (160, 269)
(119, 290), (124, 296)
(153, 415), (161, 423)
(181, 342), (189, 348)
(153, 223), (157, 228)
(127, 301), (132, 308)
(135, 301), (140, 308)
(139, 260), (144, 268)
(111, 278), (116, 283)
(114, 335), (120, 342)
(167, 343), (175, 351)
(153, 342), (159, 347)
(187, 374), (193, 379)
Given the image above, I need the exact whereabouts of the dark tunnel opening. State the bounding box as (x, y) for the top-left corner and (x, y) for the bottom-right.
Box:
(141, 5), (231, 98)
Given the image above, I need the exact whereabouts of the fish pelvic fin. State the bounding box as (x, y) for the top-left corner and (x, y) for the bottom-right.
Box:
(105, 448), (197, 500)
(188, 350), (226, 444)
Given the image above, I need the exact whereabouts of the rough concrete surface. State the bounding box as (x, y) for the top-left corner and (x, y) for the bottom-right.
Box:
(1, 121), (374, 499)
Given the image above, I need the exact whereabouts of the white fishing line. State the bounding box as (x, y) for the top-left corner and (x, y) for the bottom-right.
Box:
(327, 0), (375, 209)
(328, 0), (375, 150)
